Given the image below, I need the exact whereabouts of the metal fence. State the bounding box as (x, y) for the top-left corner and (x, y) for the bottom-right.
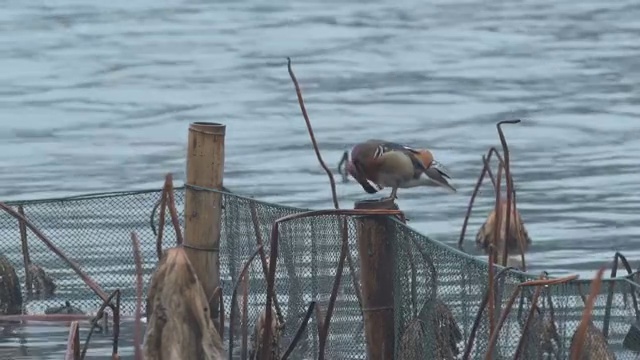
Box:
(1, 186), (639, 359)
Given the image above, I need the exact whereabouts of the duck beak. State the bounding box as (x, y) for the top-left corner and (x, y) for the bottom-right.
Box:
(424, 166), (457, 192)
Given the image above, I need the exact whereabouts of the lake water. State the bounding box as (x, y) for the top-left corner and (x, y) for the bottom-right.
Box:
(1, 0), (640, 358)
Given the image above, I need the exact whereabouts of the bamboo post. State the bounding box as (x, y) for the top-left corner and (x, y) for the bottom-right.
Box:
(354, 198), (398, 360)
(184, 122), (225, 326)
(18, 205), (32, 296)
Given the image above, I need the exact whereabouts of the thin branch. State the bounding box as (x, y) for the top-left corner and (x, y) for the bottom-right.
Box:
(282, 301), (316, 360)
(260, 225), (280, 360)
(130, 232), (144, 360)
(513, 273), (547, 359)
(112, 278), (121, 357)
(249, 202), (285, 324)
(570, 266), (606, 360)
(603, 252), (635, 337)
(314, 302), (325, 354)
(487, 162), (503, 342)
(458, 145), (518, 252)
(462, 266), (516, 360)
(287, 57), (340, 209)
(486, 273), (577, 360)
(17, 205), (32, 297)
(241, 274), (249, 360)
(164, 173), (184, 245)
(155, 182), (168, 260)
(228, 245), (263, 360)
(485, 286), (522, 359)
(318, 219), (349, 359)
(0, 202), (111, 304)
(80, 290), (121, 360)
(458, 152), (493, 251)
(219, 288), (225, 342)
(497, 119), (522, 268)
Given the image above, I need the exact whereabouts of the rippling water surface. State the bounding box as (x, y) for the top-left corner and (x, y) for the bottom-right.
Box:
(1, 0), (640, 358)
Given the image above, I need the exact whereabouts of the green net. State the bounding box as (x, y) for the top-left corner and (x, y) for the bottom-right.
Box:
(1, 186), (639, 359)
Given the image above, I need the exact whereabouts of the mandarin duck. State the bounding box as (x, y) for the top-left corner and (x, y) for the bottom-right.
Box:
(340, 139), (456, 200)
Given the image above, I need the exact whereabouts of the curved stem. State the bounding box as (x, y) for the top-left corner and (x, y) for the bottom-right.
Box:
(496, 120), (521, 269)
(287, 57), (340, 209)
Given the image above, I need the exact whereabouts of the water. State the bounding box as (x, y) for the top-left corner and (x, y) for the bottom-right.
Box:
(1, 0), (639, 357)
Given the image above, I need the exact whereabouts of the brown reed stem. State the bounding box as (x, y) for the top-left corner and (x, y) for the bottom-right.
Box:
(287, 57), (340, 210)
(219, 288), (225, 342)
(603, 252), (635, 337)
(483, 157), (526, 272)
(207, 286), (225, 340)
(113, 281), (121, 357)
(241, 275), (249, 360)
(206, 286), (225, 341)
(164, 173), (184, 245)
(314, 302), (325, 349)
(260, 224), (280, 360)
(17, 205), (32, 296)
(318, 219), (349, 359)
(0, 202), (112, 305)
(249, 202), (285, 324)
(497, 119), (521, 268)
(282, 301), (316, 360)
(485, 286), (522, 359)
(570, 266), (605, 360)
(513, 273), (547, 359)
(462, 267), (516, 360)
(130, 232), (144, 360)
(458, 153), (493, 250)
(287, 58), (367, 334)
(457, 145), (518, 252)
(155, 181), (168, 260)
(487, 163), (503, 343)
(228, 245), (263, 359)
(80, 289), (121, 360)
(65, 321), (80, 360)
(486, 273), (576, 359)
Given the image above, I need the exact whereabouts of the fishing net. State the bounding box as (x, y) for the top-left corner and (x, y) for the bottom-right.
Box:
(1, 186), (638, 358)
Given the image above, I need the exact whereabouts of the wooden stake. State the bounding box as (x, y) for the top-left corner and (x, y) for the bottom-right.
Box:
(354, 198), (398, 360)
(184, 122), (225, 326)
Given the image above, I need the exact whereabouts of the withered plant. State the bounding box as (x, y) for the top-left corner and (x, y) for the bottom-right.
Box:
(458, 121), (530, 273)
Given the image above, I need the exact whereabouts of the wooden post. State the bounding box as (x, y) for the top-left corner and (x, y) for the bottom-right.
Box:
(184, 122), (225, 325)
(354, 198), (398, 360)
(18, 206), (32, 296)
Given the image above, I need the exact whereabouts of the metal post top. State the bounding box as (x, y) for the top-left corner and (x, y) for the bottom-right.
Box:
(189, 122), (226, 135)
(354, 198), (398, 210)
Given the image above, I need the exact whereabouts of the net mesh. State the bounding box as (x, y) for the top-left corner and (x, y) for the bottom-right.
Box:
(1, 186), (639, 359)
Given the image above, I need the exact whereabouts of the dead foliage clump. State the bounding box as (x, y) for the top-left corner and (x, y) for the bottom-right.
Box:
(143, 247), (225, 360)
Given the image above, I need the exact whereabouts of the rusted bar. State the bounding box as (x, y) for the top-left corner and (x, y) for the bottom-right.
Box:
(354, 197), (398, 360)
(183, 122), (225, 325)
